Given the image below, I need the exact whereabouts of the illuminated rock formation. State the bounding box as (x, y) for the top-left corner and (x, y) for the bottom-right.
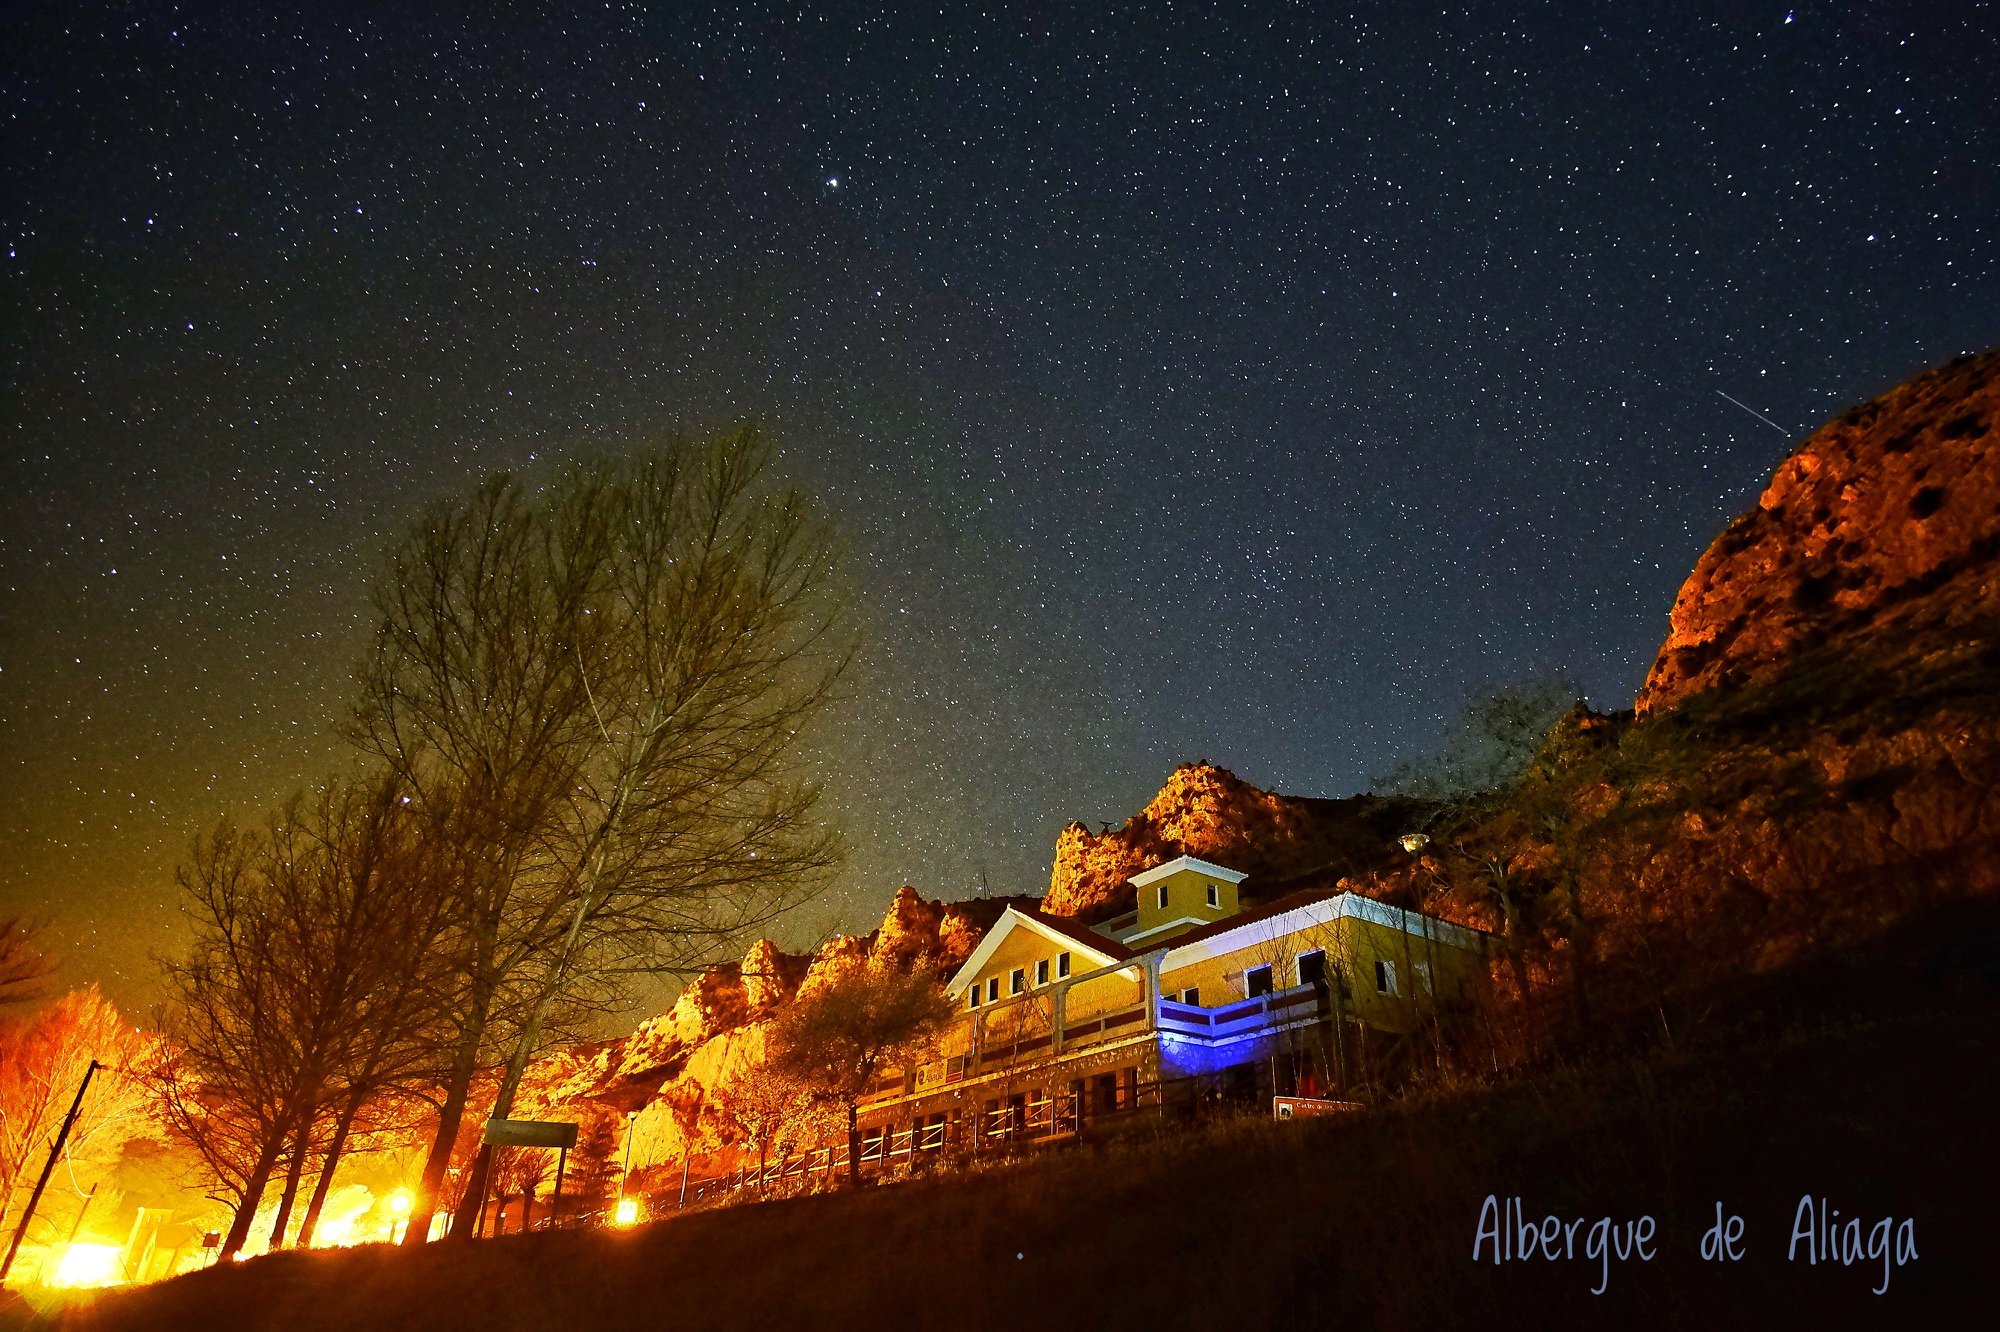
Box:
(1640, 350), (1998, 715)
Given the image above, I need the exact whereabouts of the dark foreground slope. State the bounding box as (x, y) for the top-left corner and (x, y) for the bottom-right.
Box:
(35, 907), (2000, 1332)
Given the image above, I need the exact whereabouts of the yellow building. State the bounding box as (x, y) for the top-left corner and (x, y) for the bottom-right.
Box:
(855, 855), (1489, 1160)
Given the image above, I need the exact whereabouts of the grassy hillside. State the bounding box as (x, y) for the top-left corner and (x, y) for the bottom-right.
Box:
(27, 903), (1997, 1332)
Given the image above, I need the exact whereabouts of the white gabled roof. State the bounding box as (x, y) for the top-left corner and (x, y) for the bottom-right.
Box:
(1159, 891), (1488, 972)
(942, 907), (1123, 996)
(1128, 855), (1248, 888)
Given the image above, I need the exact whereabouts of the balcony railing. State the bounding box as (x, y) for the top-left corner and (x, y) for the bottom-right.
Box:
(1157, 984), (1323, 1041)
(883, 984), (1330, 1108)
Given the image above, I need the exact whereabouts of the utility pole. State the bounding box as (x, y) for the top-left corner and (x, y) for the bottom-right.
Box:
(2, 1060), (99, 1282)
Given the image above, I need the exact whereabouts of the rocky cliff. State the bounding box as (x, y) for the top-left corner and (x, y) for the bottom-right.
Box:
(1640, 350), (1999, 715)
(1043, 762), (1418, 921)
(1382, 351), (2000, 1038)
(553, 884), (1034, 1162)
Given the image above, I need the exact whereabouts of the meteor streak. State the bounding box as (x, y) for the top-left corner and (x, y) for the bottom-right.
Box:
(1716, 389), (1793, 436)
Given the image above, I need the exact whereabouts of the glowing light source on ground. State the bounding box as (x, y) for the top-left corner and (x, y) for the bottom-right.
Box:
(387, 1187), (415, 1243)
(51, 1243), (124, 1289)
(613, 1198), (640, 1227)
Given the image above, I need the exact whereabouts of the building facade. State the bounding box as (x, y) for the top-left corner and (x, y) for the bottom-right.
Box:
(852, 856), (1489, 1161)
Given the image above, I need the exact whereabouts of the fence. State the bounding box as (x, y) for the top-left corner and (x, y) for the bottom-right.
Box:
(676, 1068), (1270, 1207)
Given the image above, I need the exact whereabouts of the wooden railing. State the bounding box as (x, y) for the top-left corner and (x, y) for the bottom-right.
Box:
(876, 983), (1330, 1110)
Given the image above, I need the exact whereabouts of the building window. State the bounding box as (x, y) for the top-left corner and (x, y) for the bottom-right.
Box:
(1205, 883), (1219, 908)
(1246, 964), (1273, 998)
(1414, 960), (1433, 994)
(1010, 968), (1025, 995)
(1181, 986), (1201, 1006)
(1157, 884), (1170, 910)
(968, 987), (980, 1009)
(1057, 951), (1071, 978)
(1376, 959), (1397, 995)
(1298, 950), (1327, 987)
(987, 977), (1000, 1003)
(1035, 958), (1049, 985)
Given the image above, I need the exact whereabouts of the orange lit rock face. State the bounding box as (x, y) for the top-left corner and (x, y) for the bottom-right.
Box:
(1042, 761), (1413, 921)
(610, 885), (1027, 1163)
(1639, 350), (1999, 715)
(614, 885), (1007, 1087)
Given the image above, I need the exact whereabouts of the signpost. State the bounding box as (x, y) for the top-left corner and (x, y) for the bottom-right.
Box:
(472, 1120), (579, 1236)
(482, 1119), (578, 1150)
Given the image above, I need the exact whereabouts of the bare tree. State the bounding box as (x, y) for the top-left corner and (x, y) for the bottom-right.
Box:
(487, 1146), (553, 1234)
(351, 428), (850, 1242)
(288, 780), (465, 1247)
(155, 775), (461, 1259)
(0, 918), (56, 1010)
(153, 820), (294, 1256)
(1382, 677), (1583, 1053)
(766, 964), (954, 1188)
(1383, 676), (1581, 805)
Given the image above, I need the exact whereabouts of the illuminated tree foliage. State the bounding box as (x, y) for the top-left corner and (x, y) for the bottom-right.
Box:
(0, 986), (158, 1240)
(710, 1058), (824, 1187)
(766, 963), (954, 1188)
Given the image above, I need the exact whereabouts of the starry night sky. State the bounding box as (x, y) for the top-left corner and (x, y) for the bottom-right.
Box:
(3, 2), (1996, 1016)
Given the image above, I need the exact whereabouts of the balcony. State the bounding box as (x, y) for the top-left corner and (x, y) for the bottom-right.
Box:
(884, 982), (1330, 1109)
(1157, 983), (1325, 1043)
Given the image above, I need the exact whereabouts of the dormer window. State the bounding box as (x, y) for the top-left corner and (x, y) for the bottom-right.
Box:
(1035, 959), (1049, 985)
(968, 987), (980, 1009)
(1205, 883), (1219, 908)
(1157, 884), (1169, 910)
(1057, 952), (1071, 978)
(987, 977), (1000, 1003)
(1010, 968), (1026, 995)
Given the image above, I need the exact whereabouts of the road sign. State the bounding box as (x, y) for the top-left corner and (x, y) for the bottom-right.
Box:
(482, 1119), (579, 1150)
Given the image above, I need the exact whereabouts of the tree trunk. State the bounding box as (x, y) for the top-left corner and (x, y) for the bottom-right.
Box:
(219, 1133), (286, 1261)
(267, 1117), (312, 1249)
(403, 1011), (486, 1247)
(451, 1145), (497, 1240)
(452, 785), (633, 1240)
(296, 1091), (364, 1248)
